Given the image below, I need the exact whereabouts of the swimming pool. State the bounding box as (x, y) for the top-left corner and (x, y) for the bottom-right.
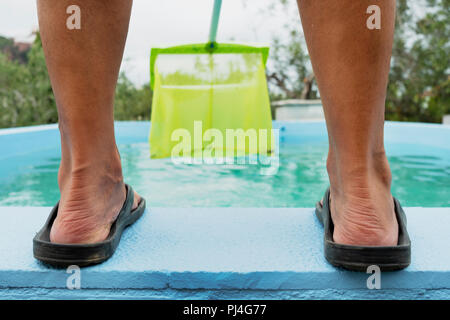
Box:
(0, 121), (449, 207)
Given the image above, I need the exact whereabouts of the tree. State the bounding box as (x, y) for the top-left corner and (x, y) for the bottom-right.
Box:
(267, 32), (316, 100)
(263, 1), (317, 101)
(0, 32), (56, 128)
(266, 0), (450, 123)
(114, 73), (152, 121)
(386, 0), (450, 122)
(0, 32), (152, 128)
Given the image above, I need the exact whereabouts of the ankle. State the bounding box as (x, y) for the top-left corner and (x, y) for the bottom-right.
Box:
(326, 149), (398, 246)
(58, 118), (117, 160)
(327, 148), (392, 194)
(58, 136), (123, 183)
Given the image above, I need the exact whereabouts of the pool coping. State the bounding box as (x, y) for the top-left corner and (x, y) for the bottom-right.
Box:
(0, 206), (449, 299)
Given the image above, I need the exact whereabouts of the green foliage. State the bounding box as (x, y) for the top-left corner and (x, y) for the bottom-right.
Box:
(264, 1), (317, 101)
(386, 0), (450, 122)
(267, 31), (317, 100)
(0, 36), (14, 51)
(267, 0), (449, 123)
(0, 33), (57, 128)
(0, 36), (29, 64)
(0, 33), (152, 128)
(114, 73), (152, 121)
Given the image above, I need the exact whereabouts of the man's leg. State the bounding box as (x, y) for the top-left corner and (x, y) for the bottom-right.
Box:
(296, 0), (398, 245)
(37, 0), (140, 244)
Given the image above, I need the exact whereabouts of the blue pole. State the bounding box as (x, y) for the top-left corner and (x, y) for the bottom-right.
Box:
(208, 0), (222, 48)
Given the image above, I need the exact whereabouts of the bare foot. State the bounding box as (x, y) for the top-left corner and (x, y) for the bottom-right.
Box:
(322, 151), (398, 246)
(50, 150), (141, 244)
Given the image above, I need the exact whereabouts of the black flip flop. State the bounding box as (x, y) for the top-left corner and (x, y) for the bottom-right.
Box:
(315, 188), (411, 271)
(33, 184), (146, 268)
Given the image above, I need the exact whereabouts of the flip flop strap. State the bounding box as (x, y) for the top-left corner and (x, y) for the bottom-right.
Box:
(122, 183), (135, 215)
(322, 187), (331, 212)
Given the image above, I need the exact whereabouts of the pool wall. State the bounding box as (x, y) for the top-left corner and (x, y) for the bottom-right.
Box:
(2, 120), (449, 195)
(2, 120), (450, 157)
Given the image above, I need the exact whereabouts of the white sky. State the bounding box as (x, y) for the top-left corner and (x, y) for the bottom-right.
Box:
(0, 0), (298, 85)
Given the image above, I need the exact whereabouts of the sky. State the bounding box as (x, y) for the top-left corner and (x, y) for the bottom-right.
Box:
(0, 0), (297, 85)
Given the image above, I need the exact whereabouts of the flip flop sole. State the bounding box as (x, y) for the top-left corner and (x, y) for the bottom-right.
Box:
(315, 188), (411, 272)
(33, 184), (146, 268)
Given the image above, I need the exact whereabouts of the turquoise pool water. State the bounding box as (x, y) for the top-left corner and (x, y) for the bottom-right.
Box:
(0, 122), (449, 207)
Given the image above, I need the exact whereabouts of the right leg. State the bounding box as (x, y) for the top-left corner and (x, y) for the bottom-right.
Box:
(296, 0), (398, 246)
(37, 0), (140, 244)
